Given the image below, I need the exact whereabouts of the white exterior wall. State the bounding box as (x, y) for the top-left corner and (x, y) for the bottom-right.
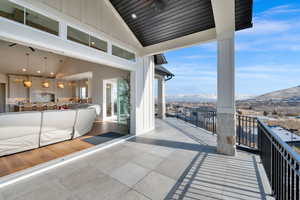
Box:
(130, 56), (155, 135)
(11, 0), (142, 51)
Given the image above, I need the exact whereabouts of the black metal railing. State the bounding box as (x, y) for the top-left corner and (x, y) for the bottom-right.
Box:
(176, 107), (216, 134)
(174, 107), (258, 148)
(258, 119), (300, 200)
(236, 115), (258, 149)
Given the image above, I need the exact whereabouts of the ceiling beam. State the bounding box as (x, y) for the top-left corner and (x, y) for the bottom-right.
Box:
(142, 28), (217, 56)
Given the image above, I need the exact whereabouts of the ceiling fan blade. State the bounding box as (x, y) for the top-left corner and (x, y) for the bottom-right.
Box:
(29, 47), (35, 52)
(9, 43), (17, 47)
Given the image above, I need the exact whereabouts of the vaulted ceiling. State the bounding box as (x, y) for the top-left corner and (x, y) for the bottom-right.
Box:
(110, 0), (253, 47)
(0, 40), (67, 76)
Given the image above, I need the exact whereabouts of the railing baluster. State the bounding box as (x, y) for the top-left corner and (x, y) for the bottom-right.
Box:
(296, 163), (299, 200)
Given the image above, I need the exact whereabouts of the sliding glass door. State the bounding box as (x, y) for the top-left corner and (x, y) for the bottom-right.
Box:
(117, 79), (130, 125)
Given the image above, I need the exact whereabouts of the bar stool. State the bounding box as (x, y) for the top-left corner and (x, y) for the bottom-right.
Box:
(23, 103), (33, 112)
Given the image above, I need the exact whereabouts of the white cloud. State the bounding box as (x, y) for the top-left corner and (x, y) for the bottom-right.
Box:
(182, 55), (215, 59)
(238, 64), (300, 73)
(261, 5), (300, 16)
(239, 19), (292, 35)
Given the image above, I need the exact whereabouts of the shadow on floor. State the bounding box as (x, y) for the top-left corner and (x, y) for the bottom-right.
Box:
(82, 132), (124, 145)
(128, 137), (217, 153)
(153, 119), (270, 200)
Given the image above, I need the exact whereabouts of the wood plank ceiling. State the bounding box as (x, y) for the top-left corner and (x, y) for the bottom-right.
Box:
(109, 0), (253, 47)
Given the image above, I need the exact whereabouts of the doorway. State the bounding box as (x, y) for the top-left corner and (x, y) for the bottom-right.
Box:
(106, 83), (113, 117)
(0, 83), (5, 113)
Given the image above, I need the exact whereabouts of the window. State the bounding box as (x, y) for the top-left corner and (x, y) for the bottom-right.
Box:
(90, 36), (107, 52)
(80, 87), (87, 99)
(67, 26), (108, 53)
(67, 26), (89, 46)
(0, 0), (24, 24)
(0, 0), (58, 36)
(112, 45), (135, 61)
(25, 9), (59, 35)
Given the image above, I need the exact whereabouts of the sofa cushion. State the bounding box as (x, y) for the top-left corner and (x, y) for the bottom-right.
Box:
(0, 112), (42, 156)
(40, 110), (76, 146)
(73, 108), (96, 138)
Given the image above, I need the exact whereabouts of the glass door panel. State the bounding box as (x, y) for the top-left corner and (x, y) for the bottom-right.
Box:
(117, 79), (130, 125)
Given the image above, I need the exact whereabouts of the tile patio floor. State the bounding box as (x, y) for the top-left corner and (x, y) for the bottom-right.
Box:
(0, 118), (274, 200)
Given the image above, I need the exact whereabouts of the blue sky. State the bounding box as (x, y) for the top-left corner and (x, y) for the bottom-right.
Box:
(164, 0), (300, 98)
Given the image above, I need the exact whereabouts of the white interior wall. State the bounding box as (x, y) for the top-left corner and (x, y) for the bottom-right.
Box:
(0, 73), (8, 112)
(0, 73), (7, 84)
(58, 57), (129, 121)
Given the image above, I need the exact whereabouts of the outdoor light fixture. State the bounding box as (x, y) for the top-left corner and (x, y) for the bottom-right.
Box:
(131, 13), (137, 19)
(37, 70), (41, 74)
(22, 68), (27, 72)
(50, 72), (55, 76)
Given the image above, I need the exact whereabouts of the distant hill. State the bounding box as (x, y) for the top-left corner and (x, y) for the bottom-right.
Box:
(166, 94), (253, 103)
(250, 85), (300, 102)
(166, 94), (217, 103)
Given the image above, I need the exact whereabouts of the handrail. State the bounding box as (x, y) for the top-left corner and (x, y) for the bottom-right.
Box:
(257, 119), (300, 165)
(258, 119), (300, 199)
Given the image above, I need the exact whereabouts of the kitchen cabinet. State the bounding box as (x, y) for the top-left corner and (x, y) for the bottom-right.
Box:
(55, 81), (75, 98)
(8, 75), (29, 98)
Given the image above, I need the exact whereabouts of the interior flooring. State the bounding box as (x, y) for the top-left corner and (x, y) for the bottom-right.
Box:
(0, 121), (128, 178)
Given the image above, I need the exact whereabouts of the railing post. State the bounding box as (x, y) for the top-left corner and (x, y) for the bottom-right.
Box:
(237, 115), (241, 145)
(196, 111), (199, 127)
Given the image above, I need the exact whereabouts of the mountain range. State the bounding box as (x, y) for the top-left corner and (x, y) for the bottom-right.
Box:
(166, 85), (300, 103)
(166, 94), (253, 103)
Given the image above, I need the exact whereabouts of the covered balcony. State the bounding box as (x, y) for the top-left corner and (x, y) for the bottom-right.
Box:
(0, 118), (273, 200)
(0, 0), (298, 199)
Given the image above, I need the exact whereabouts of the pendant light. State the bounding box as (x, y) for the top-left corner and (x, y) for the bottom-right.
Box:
(23, 53), (32, 88)
(57, 81), (65, 89)
(56, 60), (64, 89)
(42, 57), (50, 88)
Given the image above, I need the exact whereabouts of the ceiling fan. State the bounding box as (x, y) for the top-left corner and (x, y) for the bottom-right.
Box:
(9, 43), (35, 52)
(142, 0), (165, 12)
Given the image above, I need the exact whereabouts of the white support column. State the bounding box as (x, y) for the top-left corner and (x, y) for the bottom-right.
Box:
(216, 36), (236, 156)
(212, 0), (236, 156)
(157, 76), (166, 119)
(130, 56), (155, 135)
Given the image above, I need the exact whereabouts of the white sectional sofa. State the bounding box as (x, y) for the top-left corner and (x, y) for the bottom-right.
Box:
(0, 112), (42, 156)
(73, 108), (97, 139)
(0, 106), (98, 156)
(40, 110), (77, 147)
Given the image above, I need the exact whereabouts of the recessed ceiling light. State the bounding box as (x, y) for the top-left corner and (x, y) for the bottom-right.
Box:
(131, 13), (137, 19)
(22, 68), (27, 72)
(37, 70), (41, 74)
